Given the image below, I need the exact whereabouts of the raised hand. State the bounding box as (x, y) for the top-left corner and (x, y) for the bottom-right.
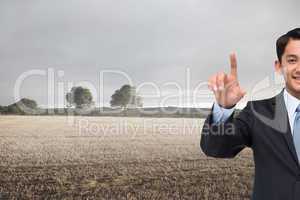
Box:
(208, 53), (246, 109)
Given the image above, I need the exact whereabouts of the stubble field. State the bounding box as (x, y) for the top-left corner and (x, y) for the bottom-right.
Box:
(0, 116), (254, 199)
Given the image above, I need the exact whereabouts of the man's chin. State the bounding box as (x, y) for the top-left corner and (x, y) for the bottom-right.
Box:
(292, 87), (300, 99)
(288, 85), (300, 98)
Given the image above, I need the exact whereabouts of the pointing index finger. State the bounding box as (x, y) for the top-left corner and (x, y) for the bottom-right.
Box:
(230, 53), (238, 78)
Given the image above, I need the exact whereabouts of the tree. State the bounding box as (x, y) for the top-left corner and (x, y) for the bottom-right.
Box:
(0, 106), (8, 114)
(17, 98), (37, 109)
(135, 96), (143, 108)
(65, 92), (73, 108)
(65, 86), (93, 109)
(7, 98), (38, 114)
(110, 85), (143, 109)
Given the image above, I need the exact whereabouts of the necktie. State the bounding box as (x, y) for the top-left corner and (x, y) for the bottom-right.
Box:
(293, 105), (300, 162)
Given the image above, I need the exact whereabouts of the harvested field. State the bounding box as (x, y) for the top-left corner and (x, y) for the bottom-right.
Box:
(0, 116), (254, 199)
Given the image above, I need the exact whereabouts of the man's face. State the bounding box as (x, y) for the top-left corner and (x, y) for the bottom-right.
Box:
(276, 39), (300, 98)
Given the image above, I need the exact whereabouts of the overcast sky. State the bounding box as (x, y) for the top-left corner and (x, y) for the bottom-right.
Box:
(0, 0), (299, 108)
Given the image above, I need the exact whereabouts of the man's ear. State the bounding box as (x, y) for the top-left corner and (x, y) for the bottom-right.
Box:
(275, 60), (283, 74)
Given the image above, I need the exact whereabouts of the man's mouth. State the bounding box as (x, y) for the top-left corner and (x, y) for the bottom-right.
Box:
(293, 76), (300, 80)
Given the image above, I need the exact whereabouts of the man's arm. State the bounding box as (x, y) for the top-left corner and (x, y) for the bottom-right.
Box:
(202, 53), (252, 158)
(200, 101), (253, 158)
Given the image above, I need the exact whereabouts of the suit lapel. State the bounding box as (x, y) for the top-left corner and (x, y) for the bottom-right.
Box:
(272, 89), (300, 167)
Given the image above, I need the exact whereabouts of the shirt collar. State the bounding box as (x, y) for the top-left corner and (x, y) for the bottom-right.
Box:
(283, 88), (300, 116)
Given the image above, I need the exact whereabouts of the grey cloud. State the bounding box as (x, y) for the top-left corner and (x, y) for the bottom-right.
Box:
(0, 0), (299, 107)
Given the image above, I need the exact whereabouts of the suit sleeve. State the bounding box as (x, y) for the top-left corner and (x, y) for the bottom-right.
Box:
(200, 101), (253, 158)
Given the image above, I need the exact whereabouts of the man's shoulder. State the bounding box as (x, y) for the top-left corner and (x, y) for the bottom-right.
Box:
(237, 95), (277, 118)
(245, 89), (283, 109)
(247, 95), (276, 107)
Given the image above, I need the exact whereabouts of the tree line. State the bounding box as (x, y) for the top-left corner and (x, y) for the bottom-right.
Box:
(0, 84), (143, 115)
(0, 84), (215, 118)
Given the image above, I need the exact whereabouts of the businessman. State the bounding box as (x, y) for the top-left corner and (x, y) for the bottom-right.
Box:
(201, 28), (300, 200)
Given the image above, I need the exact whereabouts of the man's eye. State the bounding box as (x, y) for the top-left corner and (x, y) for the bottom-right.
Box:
(288, 59), (297, 63)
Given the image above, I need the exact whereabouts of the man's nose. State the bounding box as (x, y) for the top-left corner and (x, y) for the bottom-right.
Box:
(296, 62), (300, 71)
(295, 61), (300, 71)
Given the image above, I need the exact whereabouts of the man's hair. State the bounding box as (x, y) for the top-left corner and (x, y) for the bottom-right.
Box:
(276, 28), (300, 63)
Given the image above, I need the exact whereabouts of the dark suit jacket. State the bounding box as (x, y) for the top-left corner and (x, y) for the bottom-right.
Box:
(200, 89), (300, 200)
